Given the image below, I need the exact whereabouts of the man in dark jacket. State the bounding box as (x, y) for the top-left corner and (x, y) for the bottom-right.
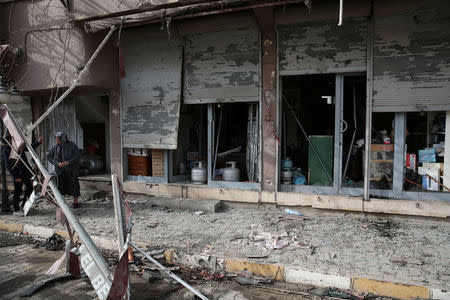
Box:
(2, 130), (42, 215)
(47, 131), (81, 208)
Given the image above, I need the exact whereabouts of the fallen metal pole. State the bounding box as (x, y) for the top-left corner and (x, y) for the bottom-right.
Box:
(282, 96), (334, 185)
(0, 105), (112, 284)
(112, 174), (126, 254)
(130, 242), (209, 300)
(26, 26), (116, 135)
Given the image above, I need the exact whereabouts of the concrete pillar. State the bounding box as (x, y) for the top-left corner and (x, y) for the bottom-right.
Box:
(254, 8), (278, 192)
(444, 111), (450, 188)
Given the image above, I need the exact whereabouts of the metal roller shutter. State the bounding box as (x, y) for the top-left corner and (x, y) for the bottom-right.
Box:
(121, 29), (183, 149)
(183, 27), (260, 104)
(278, 18), (368, 75)
(372, 2), (450, 112)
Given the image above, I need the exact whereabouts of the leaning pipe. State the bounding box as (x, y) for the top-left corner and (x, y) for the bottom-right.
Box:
(338, 0), (343, 26)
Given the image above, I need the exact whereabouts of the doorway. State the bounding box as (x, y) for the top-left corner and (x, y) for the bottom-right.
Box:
(280, 74), (367, 195)
(75, 95), (110, 176)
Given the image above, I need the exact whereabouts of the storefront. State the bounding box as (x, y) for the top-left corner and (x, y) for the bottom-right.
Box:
(275, 0), (449, 201)
(117, 0), (449, 216)
(121, 17), (262, 190)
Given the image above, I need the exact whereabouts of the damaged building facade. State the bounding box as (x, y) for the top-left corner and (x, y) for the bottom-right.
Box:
(1, 0), (449, 218)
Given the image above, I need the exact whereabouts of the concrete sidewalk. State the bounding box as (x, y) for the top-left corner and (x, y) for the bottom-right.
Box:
(0, 193), (449, 299)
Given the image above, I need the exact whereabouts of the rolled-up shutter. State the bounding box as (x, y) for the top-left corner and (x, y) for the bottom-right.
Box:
(278, 18), (368, 75)
(121, 29), (182, 149)
(372, 2), (450, 112)
(183, 28), (260, 104)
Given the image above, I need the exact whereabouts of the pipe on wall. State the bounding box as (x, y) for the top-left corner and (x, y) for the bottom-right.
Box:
(338, 0), (343, 26)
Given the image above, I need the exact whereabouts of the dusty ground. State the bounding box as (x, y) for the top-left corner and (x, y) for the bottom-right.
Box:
(1, 194), (449, 291)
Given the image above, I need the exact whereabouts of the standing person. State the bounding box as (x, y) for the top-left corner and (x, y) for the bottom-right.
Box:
(47, 131), (81, 208)
(1, 130), (43, 215)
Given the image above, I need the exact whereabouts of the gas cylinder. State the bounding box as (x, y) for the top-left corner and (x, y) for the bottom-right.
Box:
(223, 161), (240, 182)
(191, 161), (207, 184)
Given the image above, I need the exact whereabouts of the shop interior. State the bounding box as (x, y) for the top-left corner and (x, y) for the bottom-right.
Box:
(76, 96), (110, 176)
(369, 112), (395, 190)
(172, 104), (208, 182)
(45, 95), (110, 176)
(126, 102), (260, 185)
(211, 102), (260, 183)
(126, 104), (208, 183)
(404, 111), (447, 192)
(281, 75), (335, 187)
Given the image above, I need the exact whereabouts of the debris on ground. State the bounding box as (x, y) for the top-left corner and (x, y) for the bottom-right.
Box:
(233, 275), (272, 285)
(35, 233), (66, 251)
(284, 208), (303, 216)
(266, 237), (290, 250)
(312, 287), (372, 299)
(246, 254), (268, 259)
(360, 219), (399, 238)
(194, 211), (205, 216)
(147, 222), (159, 228)
(3, 194), (448, 290)
(231, 270), (272, 285)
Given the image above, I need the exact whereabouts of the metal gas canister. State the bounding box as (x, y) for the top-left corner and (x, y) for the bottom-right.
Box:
(191, 161), (207, 184)
(222, 161), (240, 182)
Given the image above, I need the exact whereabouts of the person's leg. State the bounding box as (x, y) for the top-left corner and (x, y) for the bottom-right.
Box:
(72, 175), (80, 208)
(57, 171), (74, 198)
(22, 177), (33, 209)
(13, 179), (23, 211)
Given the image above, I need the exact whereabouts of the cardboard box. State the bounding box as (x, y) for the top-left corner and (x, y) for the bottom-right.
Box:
(422, 162), (444, 171)
(128, 155), (151, 176)
(405, 154), (417, 172)
(418, 148), (436, 163)
(370, 144), (394, 160)
(421, 172), (440, 191)
(152, 149), (165, 177)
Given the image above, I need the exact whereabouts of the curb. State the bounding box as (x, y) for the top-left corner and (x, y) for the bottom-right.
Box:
(1, 220), (449, 300)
